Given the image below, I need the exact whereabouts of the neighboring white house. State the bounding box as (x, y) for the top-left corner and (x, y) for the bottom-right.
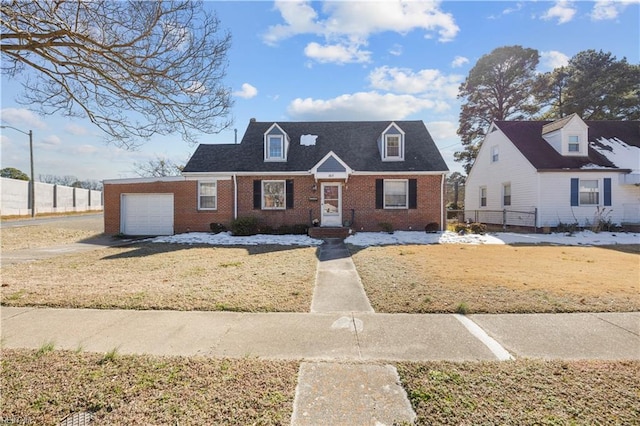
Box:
(464, 114), (640, 229)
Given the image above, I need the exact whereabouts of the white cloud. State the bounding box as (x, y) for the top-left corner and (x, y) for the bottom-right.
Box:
(304, 41), (371, 64)
(41, 135), (61, 146)
(72, 144), (99, 155)
(287, 91), (447, 121)
(234, 83), (258, 99)
(264, 1), (459, 64)
(426, 121), (458, 141)
(0, 108), (46, 129)
(541, 1), (577, 24)
(451, 56), (469, 68)
(64, 123), (88, 136)
(540, 50), (570, 71)
(368, 66), (462, 99)
(590, 0), (639, 20)
(389, 44), (403, 57)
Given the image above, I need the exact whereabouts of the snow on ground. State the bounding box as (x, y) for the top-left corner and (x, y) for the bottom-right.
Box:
(151, 230), (639, 247)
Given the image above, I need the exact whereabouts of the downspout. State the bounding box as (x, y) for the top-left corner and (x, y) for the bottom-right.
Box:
(441, 173), (446, 231)
(233, 174), (238, 220)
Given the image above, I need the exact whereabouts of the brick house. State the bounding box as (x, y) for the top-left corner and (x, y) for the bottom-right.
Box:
(104, 120), (449, 236)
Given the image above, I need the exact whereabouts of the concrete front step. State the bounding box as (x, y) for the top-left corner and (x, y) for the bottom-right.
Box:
(308, 227), (351, 240)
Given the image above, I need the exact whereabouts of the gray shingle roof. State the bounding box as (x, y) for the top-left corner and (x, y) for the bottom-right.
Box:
(495, 120), (640, 171)
(183, 121), (449, 173)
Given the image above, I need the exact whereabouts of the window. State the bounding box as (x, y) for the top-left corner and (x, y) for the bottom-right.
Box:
(568, 135), (580, 152)
(480, 187), (487, 207)
(579, 180), (599, 205)
(491, 145), (499, 163)
(198, 182), (216, 210)
(384, 179), (408, 208)
(386, 135), (401, 158)
(267, 135), (284, 160)
(502, 183), (511, 206)
(262, 180), (285, 209)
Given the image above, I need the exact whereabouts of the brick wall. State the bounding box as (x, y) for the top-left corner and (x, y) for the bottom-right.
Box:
(104, 174), (444, 235)
(104, 179), (234, 235)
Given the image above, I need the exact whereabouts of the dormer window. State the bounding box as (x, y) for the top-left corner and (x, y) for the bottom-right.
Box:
(267, 135), (284, 159)
(386, 135), (401, 158)
(568, 135), (580, 152)
(264, 123), (288, 162)
(380, 122), (405, 161)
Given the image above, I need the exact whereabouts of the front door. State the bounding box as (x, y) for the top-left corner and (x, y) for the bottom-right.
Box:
(321, 183), (342, 227)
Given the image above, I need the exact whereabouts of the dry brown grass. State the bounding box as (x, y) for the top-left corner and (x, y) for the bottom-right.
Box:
(1, 242), (318, 312)
(350, 244), (640, 313)
(1, 348), (298, 425)
(398, 359), (640, 425)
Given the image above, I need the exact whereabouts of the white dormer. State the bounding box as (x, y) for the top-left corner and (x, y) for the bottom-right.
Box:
(378, 122), (405, 161)
(541, 113), (588, 157)
(264, 123), (289, 162)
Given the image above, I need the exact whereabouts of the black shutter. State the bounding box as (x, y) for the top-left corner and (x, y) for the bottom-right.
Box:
(408, 179), (417, 209)
(570, 178), (579, 206)
(286, 180), (294, 209)
(253, 180), (261, 209)
(375, 179), (384, 209)
(603, 178), (612, 206)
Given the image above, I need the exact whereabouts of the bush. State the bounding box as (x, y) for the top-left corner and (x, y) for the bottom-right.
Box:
(258, 225), (273, 235)
(231, 217), (259, 236)
(451, 222), (486, 235)
(556, 221), (579, 234)
(469, 222), (487, 235)
(378, 222), (394, 233)
(425, 222), (439, 233)
(292, 224), (309, 235)
(209, 223), (226, 234)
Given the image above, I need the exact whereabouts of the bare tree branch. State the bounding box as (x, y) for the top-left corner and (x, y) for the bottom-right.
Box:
(1, 0), (233, 149)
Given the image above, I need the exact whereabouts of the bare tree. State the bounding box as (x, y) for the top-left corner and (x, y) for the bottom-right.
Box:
(1, 0), (233, 148)
(133, 155), (183, 177)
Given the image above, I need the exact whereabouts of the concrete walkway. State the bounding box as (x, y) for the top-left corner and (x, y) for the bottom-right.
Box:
(2, 238), (639, 425)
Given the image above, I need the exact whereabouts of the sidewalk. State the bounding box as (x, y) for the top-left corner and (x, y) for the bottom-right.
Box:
(1, 238), (639, 425)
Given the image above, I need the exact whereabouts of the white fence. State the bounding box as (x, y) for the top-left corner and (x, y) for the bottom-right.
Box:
(1, 177), (103, 216)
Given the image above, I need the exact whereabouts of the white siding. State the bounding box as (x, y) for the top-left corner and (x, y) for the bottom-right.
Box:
(464, 129), (538, 223)
(537, 172), (639, 227)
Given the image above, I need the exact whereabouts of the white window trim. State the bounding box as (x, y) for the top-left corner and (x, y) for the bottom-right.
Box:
(383, 179), (409, 209)
(579, 179), (600, 206)
(566, 134), (582, 155)
(262, 180), (286, 210)
(383, 134), (404, 161)
(502, 183), (511, 207)
(491, 145), (499, 163)
(198, 181), (217, 210)
(265, 135), (285, 161)
(480, 186), (487, 208)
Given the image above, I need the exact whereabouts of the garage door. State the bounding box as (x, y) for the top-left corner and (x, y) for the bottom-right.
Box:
(121, 194), (174, 235)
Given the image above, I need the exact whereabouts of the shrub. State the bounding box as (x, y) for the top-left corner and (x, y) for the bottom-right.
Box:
(469, 222), (487, 235)
(425, 222), (439, 233)
(231, 217), (259, 236)
(258, 225), (273, 235)
(275, 224), (292, 235)
(556, 221), (579, 235)
(209, 222), (226, 234)
(378, 222), (394, 233)
(292, 224), (309, 235)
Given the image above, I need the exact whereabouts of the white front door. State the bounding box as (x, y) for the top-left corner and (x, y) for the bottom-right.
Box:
(321, 183), (342, 227)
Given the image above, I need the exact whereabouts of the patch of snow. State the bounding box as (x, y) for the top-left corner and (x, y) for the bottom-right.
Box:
(151, 232), (323, 246)
(150, 230), (638, 248)
(591, 137), (640, 172)
(345, 230), (639, 247)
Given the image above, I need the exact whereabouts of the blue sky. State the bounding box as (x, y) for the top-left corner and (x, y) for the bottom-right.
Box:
(1, 0), (638, 181)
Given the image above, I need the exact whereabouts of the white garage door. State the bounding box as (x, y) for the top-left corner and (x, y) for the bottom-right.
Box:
(121, 194), (174, 235)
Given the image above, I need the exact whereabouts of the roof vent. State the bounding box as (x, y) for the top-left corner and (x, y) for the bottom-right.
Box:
(300, 134), (318, 146)
(250, 117), (256, 122)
